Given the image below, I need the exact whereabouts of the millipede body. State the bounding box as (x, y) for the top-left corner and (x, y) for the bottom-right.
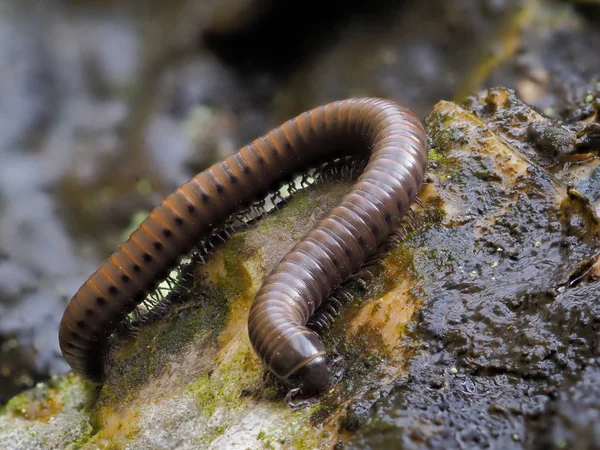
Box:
(59, 98), (428, 394)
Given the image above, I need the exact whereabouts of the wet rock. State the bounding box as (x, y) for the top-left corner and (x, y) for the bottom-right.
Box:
(577, 165), (600, 206)
(465, 87), (570, 164)
(0, 174), (425, 448)
(576, 121), (600, 152)
(0, 375), (95, 449)
(347, 92), (600, 449)
(2, 88), (599, 448)
(1, 0), (600, 446)
(467, 87), (600, 221)
(526, 122), (576, 158)
(528, 364), (600, 450)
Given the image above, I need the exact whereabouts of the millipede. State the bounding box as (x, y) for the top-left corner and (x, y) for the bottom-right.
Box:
(59, 97), (428, 394)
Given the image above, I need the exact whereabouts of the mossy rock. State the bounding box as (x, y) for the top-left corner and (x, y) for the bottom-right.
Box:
(2, 88), (599, 449)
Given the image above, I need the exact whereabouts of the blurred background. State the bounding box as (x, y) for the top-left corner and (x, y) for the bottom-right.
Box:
(0, 0), (598, 404)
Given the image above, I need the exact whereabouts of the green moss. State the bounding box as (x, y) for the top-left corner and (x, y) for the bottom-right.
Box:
(186, 332), (328, 446)
(257, 429), (268, 440)
(219, 237), (254, 300)
(420, 195), (446, 227)
(214, 424), (229, 436)
(424, 247), (458, 273)
(188, 352), (258, 417)
(428, 147), (449, 165)
(85, 412), (141, 448)
(1, 373), (92, 421)
(1, 391), (30, 416)
(371, 301), (382, 316)
(255, 185), (328, 236)
(64, 420), (95, 449)
(256, 429), (277, 449)
(293, 194), (309, 210)
(98, 281), (231, 409)
(429, 149), (461, 183)
(437, 127), (465, 152)
(188, 374), (219, 417)
(389, 244), (418, 278)
(169, 289), (230, 347)
(186, 335), (262, 443)
(246, 406), (326, 449)
(187, 369), (253, 444)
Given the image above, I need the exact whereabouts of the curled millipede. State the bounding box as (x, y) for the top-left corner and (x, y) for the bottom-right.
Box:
(58, 98), (428, 394)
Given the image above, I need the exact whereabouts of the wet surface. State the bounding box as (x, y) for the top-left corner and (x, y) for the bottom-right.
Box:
(0, 2), (600, 448)
(343, 92), (600, 449)
(529, 363), (600, 449)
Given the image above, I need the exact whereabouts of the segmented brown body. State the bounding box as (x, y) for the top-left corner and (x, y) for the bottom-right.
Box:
(59, 98), (428, 393)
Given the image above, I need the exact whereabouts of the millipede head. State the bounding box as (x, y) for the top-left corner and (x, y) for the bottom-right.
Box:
(286, 354), (329, 395)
